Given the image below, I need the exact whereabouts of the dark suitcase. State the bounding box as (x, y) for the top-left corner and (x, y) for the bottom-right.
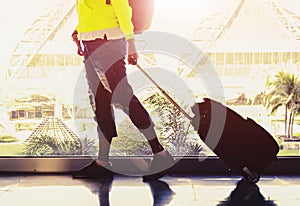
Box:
(134, 63), (279, 183)
(191, 98), (279, 182)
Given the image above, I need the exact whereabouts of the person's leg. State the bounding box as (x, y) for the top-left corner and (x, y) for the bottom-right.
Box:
(126, 95), (175, 181)
(93, 80), (115, 165)
(128, 96), (164, 154)
(97, 137), (112, 166)
(105, 53), (165, 154)
(72, 80), (115, 178)
(85, 39), (117, 150)
(103, 39), (175, 180)
(72, 39), (116, 178)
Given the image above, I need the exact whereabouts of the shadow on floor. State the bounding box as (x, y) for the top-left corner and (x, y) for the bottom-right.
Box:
(82, 177), (176, 206)
(81, 177), (278, 206)
(145, 180), (176, 206)
(81, 177), (114, 206)
(217, 179), (277, 206)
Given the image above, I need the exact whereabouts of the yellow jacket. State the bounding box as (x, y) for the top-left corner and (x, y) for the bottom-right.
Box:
(75, 0), (134, 40)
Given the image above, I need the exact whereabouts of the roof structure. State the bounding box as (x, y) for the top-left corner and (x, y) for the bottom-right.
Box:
(207, 0), (300, 52)
(26, 117), (80, 143)
(7, 0), (75, 78)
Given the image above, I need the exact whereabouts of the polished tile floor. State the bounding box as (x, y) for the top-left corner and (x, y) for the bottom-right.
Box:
(0, 174), (299, 206)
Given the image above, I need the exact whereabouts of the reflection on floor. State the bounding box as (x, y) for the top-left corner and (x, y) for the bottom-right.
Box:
(0, 174), (299, 206)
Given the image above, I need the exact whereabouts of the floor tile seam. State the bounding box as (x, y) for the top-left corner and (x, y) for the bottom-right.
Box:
(0, 179), (25, 199)
(0, 176), (26, 193)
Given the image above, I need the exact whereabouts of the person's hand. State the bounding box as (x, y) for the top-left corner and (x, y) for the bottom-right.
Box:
(127, 39), (138, 65)
(71, 30), (84, 56)
(128, 52), (138, 65)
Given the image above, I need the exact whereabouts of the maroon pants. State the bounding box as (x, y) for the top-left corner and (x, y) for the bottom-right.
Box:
(82, 37), (155, 141)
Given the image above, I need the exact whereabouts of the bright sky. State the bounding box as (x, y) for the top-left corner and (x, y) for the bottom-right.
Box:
(0, 0), (218, 70)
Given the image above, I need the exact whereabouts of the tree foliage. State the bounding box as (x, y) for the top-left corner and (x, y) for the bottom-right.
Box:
(24, 135), (97, 156)
(0, 134), (19, 143)
(110, 118), (151, 156)
(265, 71), (300, 138)
(143, 91), (201, 156)
(110, 91), (202, 156)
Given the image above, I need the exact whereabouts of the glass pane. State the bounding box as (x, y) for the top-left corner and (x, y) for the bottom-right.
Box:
(263, 52), (271, 64)
(1, 0), (300, 158)
(244, 53), (252, 65)
(216, 53), (224, 65)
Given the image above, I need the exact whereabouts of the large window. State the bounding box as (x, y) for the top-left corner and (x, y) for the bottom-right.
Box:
(0, 0), (300, 162)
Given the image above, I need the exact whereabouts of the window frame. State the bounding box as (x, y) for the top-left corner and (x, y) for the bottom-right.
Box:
(0, 156), (299, 175)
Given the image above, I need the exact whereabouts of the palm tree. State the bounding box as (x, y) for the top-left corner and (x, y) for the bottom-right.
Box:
(289, 83), (300, 137)
(265, 71), (300, 138)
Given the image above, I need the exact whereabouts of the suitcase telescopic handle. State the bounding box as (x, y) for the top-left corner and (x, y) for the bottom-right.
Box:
(134, 63), (193, 121)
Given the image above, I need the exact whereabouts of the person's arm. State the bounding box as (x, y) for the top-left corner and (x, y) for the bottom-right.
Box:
(127, 38), (138, 65)
(110, 0), (138, 64)
(110, 0), (134, 40)
(71, 30), (84, 56)
(72, 1), (84, 56)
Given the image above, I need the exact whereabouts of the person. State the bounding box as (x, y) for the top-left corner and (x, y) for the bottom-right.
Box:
(71, 0), (175, 181)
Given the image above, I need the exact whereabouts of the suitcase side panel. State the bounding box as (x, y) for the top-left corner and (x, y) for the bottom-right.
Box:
(192, 98), (279, 173)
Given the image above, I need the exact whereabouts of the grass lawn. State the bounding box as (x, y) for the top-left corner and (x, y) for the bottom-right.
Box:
(0, 143), (25, 156)
(0, 142), (299, 157)
(278, 149), (299, 156)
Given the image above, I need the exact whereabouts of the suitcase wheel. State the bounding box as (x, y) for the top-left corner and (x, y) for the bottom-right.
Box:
(242, 167), (260, 183)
